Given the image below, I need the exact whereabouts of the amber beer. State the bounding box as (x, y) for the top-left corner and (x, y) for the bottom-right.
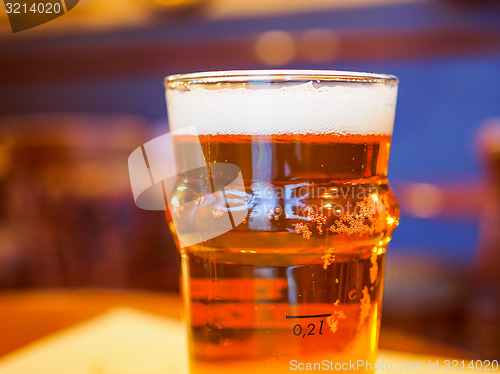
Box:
(165, 71), (399, 374)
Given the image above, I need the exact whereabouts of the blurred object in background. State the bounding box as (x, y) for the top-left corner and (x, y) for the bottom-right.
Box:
(397, 182), (483, 221)
(473, 118), (500, 359)
(383, 252), (472, 356)
(0, 114), (179, 291)
(385, 177), (486, 355)
(390, 119), (500, 358)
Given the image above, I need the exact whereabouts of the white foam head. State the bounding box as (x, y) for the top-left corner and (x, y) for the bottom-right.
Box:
(166, 80), (397, 136)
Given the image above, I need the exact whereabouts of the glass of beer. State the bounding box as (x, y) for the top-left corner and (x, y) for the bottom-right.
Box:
(164, 70), (399, 374)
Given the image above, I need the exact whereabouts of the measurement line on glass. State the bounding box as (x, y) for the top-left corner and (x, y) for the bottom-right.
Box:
(286, 313), (331, 319)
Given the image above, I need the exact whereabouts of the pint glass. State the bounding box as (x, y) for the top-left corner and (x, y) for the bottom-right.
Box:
(164, 70), (399, 374)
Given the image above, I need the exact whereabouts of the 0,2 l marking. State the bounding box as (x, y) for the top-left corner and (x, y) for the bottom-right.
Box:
(286, 313), (330, 338)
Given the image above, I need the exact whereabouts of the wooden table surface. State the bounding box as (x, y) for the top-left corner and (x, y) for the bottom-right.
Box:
(0, 290), (473, 359)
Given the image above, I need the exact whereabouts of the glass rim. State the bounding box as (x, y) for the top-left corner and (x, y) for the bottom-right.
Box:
(165, 69), (398, 87)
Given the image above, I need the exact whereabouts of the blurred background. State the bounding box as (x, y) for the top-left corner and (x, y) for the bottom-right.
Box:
(0, 0), (500, 361)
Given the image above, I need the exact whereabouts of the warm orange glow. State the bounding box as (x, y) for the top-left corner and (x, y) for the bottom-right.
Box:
(255, 31), (296, 66)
